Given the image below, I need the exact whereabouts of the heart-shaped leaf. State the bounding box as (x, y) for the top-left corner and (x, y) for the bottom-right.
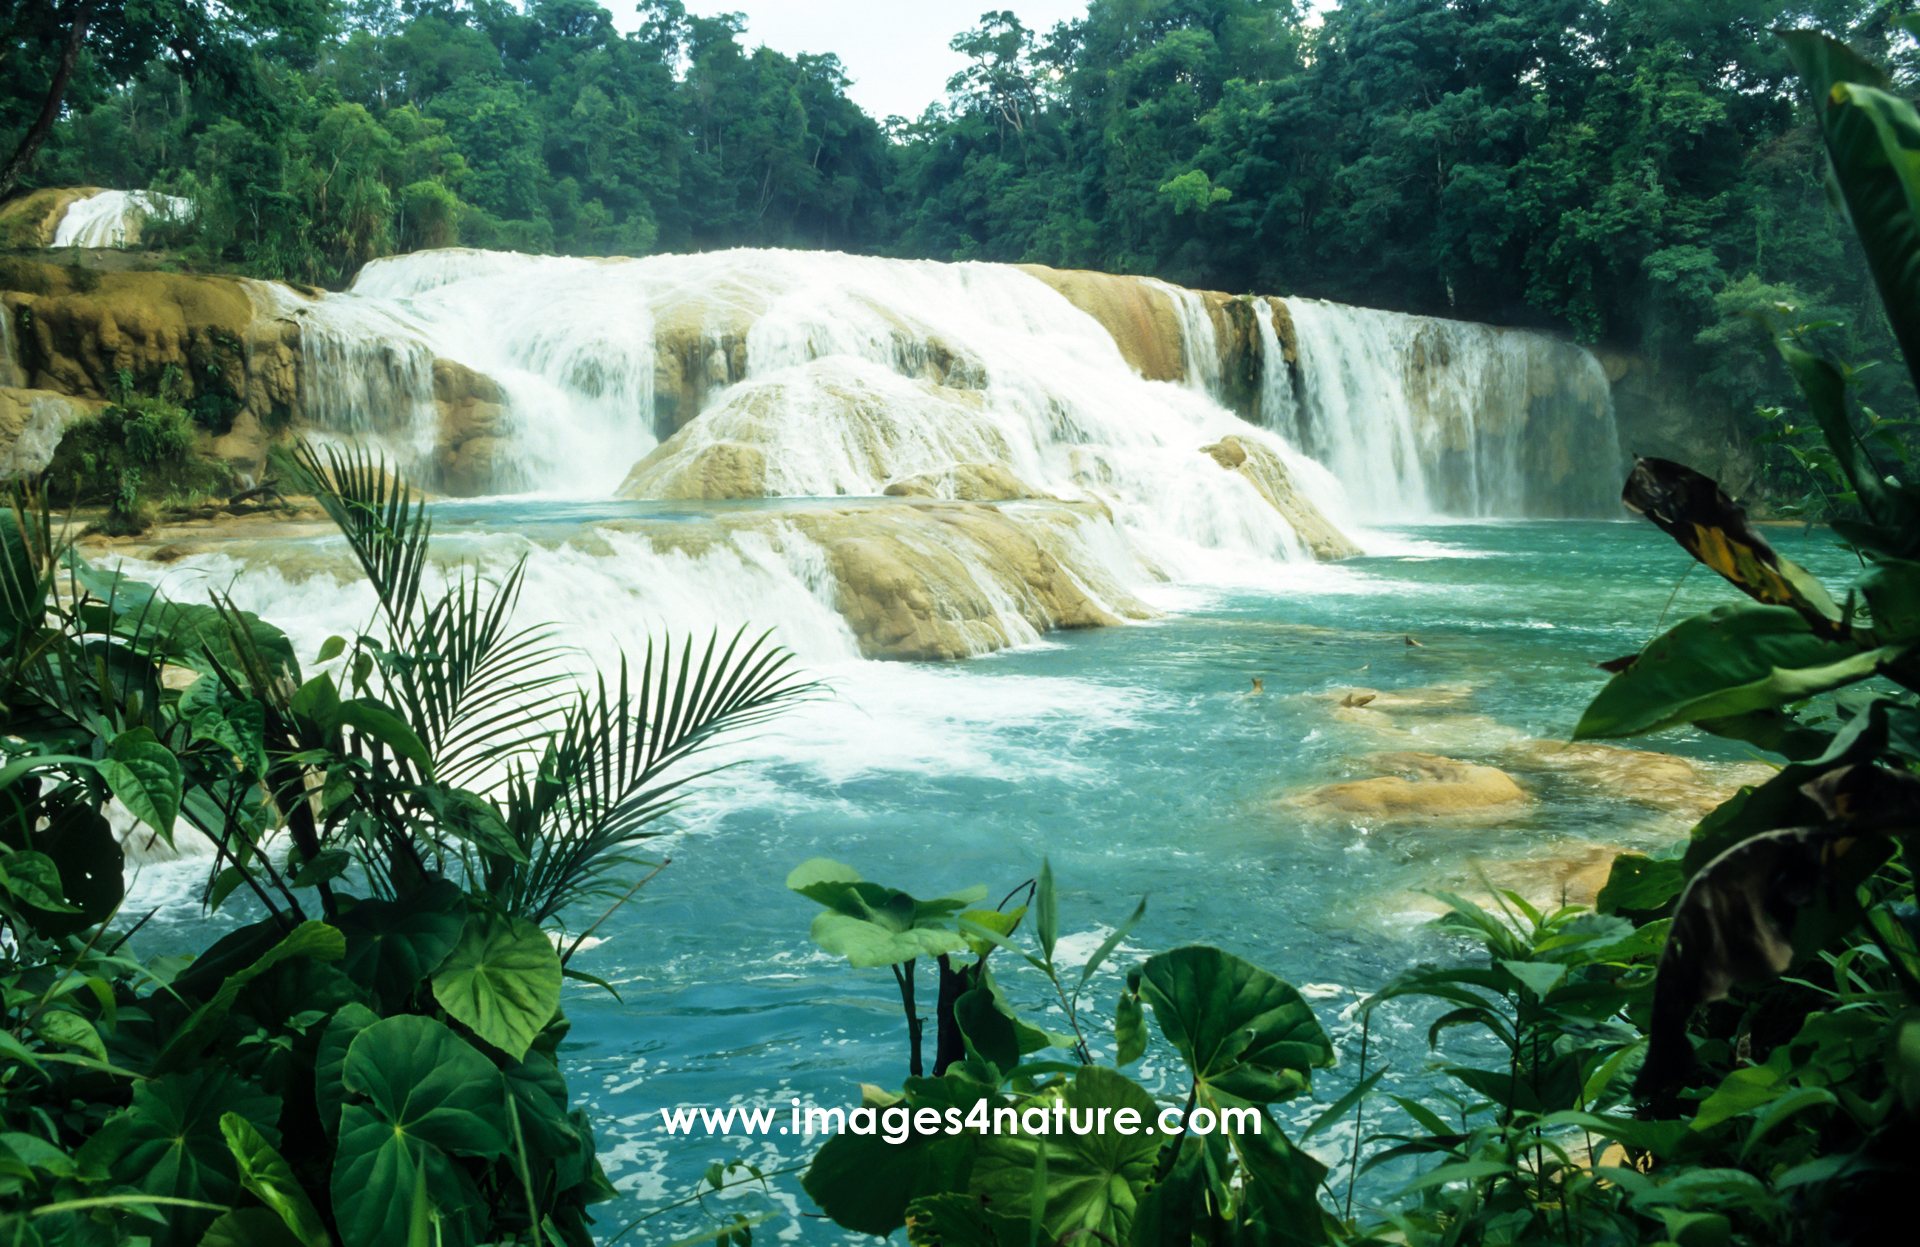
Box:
(336, 879), (466, 1009)
(331, 1016), (508, 1247)
(969, 1066), (1163, 1245)
(1138, 946), (1333, 1104)
(102, 727), (182, 841)
(431, 912), (561, 1062)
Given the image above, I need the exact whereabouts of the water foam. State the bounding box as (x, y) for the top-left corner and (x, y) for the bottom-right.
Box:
(51, 190), (193, 248)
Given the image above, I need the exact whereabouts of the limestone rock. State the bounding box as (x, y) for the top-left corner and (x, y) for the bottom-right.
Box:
(620, 440), (768, 500)
(1300, 751), (1528, 818)
(0, 188), (104, 248)
(1497, 739), (1774, 826)
(1201, 434), (1360, 561)
(621, 357), (1008, 499)
(0, 388), (99, 477)
(882, 462), (1045, 502)
(1015, 264), (1187, 382)
(778, 501), (1138, 660)
(432, 357), (512, 496)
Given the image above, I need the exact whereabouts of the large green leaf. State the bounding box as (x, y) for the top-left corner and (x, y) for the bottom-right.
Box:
(72, 562), (300, 682)
(430, 912), (561, 1062)
(1575, 604), (1903, 739)
(331, 1016), (509, 1247)
(1783, 31), (1920, 406)
(190, 696), (270, 779)
(221, 1112), (331, 1247)
(502, 1051), (586, 1166)
(101, 727), (183, 841)
(800, 1072), (992, 1237)
(334, 698), (434, 775)
(199, 1208), (305, 1247)
(904, 1192), (1030, 1247)
(1220, 1094), (1337, 1246)
(315, 1002), (382, 1137)
(810, 909), (970, 968)
(0, 849), (79, 913)
(1138, 946), (1334, 1104)
(153, 920), (346, 1075)
(112, 1067), (283, 1247)
(336, 879), (466, 1009)
(35, 797), (124, 935)
(1857, 558), (1920, 643)
(788, 858), (987, 967)
(969, 1066), (1163, 1245)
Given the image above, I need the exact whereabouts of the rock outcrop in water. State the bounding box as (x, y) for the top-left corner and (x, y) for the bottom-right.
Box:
(433, 358), (510, 496)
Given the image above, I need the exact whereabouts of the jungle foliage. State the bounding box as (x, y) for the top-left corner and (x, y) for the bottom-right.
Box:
(0, 443), (813, 1244)
(0, 3), (1905, 406)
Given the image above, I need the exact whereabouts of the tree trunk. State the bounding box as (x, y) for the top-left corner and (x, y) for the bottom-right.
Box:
(0, 5), (91, 204)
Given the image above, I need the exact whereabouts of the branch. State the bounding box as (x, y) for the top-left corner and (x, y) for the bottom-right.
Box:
(0, 3), (91, 203)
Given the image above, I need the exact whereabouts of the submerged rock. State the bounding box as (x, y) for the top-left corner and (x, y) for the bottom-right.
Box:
(1297, 751), (1529, 818)
(773, 500), (1153, 660)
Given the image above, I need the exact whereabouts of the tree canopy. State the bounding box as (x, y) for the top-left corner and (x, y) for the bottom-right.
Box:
(3, 0), (1909, 436)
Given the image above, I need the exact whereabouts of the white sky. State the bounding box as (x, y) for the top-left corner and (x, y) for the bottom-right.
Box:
(609, 2), (1095, 122)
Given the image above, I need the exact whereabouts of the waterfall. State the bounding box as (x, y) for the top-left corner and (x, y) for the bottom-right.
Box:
(51, 191), (193, 248)
(293, 250), (1340, 581)
(1272, 299), (1622, 519)
(1149, 279), (1222, 400)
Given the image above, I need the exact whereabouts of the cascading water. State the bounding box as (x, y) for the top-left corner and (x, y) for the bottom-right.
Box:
(286, 249), (1341, 586)
(100, 249), (1726, 1239)
(1149, 278), (1224, 400)
(51, 190), (193, 248)
(1274, 299), (1623, 519)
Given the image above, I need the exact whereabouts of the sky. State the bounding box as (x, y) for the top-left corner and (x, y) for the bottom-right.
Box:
(609, 2), (1095, 123)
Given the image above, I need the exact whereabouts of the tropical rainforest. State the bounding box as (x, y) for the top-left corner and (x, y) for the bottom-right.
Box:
(9, 3), (1920, 1246)
(2, 0), (1913, 416)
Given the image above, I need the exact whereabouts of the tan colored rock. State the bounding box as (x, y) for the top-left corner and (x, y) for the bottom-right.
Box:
(1497, 739), (1775, 825)
(431, 357), (512, 496)
(1015, 265), (1187, 382)
(0, 188), (105, 248)
(621, 440), (768, 500)
(1299, 751), (1528, 818)
(1200, 439), (1247, 469)
(779, 501), (1141, 660)
(1, 387), (101, 477)
(883, 462), (1044, 502)
(1202, 434), (1360, 561)
(651, 293), (759, 433)
(621, 359), (1008, 499)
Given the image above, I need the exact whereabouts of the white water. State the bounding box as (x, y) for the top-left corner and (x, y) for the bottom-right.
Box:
(284, 249), (1341, 579)
(51, 190), (193, 248)
(1275, 299), (1621, 520)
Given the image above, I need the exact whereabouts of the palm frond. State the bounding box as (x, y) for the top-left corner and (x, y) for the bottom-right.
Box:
(381, 562), (569, 789)
(282, 441), (431, 633)
(508, 628), (817, 923)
